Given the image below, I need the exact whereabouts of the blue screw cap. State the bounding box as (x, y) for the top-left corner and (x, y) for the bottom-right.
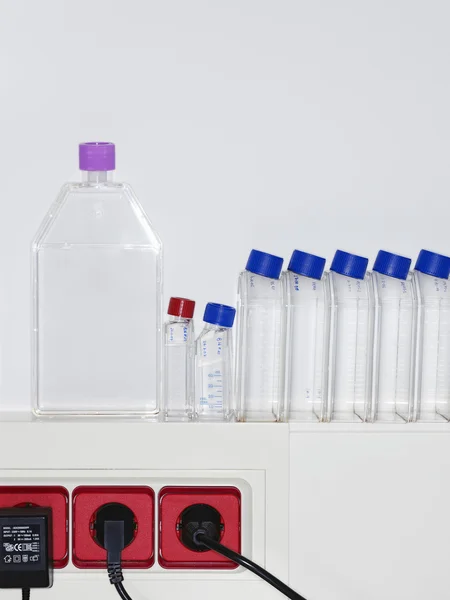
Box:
(288, 250), (326, 280)
(246, 249), (283, 280)
(203, 303), (236, 328)
(373, 250), (411, 281)
(330, 250), (368, 280)
(415, 249), (450, 279)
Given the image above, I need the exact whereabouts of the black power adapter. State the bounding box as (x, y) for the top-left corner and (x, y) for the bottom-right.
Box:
(0, 506), (53, 597)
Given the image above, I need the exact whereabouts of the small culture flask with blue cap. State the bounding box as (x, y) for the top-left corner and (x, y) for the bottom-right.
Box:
(328, 249), (375, 422)
(235, 249), (285, 422)
(413, 249), (450, 421)
(372, 250), (416, 422)
(195, 302), (236, 421)
(282, 250), (330, 422)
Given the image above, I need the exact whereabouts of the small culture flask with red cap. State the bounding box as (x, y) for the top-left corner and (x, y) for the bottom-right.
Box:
(163, 297), (196, 420)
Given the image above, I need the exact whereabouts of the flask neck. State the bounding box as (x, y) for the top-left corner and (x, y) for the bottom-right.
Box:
(167, 316), (191, 324)
(202, 323), (229, 333)
(81, 170), (114, 184)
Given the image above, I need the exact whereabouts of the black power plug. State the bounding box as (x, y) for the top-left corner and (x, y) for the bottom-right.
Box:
(179, 503), (222, 552)
(92, 503), (137, 600)
(92, 503), (137, 551)
(178, 502), (307, 600)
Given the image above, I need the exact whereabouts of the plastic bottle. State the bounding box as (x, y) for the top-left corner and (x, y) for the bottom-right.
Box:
(372, 250), (416, 422)
(32, 142), (163, 416)
(413, 249), (450, 421)
(283, 250), (330, 422)
(328, 250), (374, 422)
(163, 297), (196, 421)
(195, 303), (236, 421)
(235, 250), (285, 422)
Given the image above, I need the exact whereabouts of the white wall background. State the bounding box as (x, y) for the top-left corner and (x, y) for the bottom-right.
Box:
(1, 5), (449, 599)
(0, 0), (449, 409)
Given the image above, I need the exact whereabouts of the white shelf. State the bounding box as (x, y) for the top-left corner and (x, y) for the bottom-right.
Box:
(0, 416), (448, 598)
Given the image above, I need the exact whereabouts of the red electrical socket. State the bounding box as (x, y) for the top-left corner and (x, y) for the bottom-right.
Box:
(0, 486), (69, 568)
(158, 486), (241, 569)
(72, 486), (154, 569)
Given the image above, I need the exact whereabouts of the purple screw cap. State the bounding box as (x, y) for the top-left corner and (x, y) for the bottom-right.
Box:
(79, 142), (115, 171)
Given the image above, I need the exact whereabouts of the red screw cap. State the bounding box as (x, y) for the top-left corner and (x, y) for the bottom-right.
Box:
(167, 297), (196, 319)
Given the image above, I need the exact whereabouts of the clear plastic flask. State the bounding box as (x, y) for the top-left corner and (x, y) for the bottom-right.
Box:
(163, 297), (196, 421)
(413, 249), (450, 421)
(283, 250), (330, 421)
(32, 142), (163, 416)
(372, 250), (416, 422)
(236, 250), (284, 422)
(328, 250), (374, 422)
(195, 302), (236, 421)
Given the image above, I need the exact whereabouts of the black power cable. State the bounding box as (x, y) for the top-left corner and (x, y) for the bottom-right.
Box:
(178, 503), (308, 600)
(101, 502), (307, 600)
(22, 589), (30, 600)
(113, 581), (133, 600)
(194, 531), (307, 600)
(90, 503), (138, 600)
(104, 519), (134, 600)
